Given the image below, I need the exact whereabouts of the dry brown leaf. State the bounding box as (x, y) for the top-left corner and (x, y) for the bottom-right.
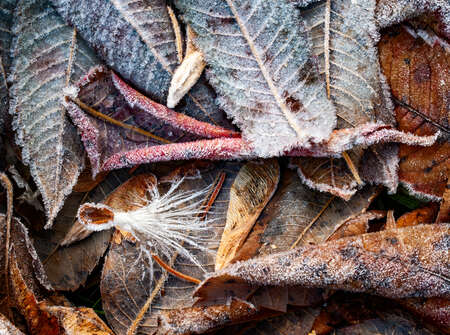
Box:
(379, 25), (449, 200)
(396, 204), (439, 227)
(100, 162), (242, 335)
(437, 185), (450, 223)
(215, 159), (280, 270)
(196, 224), (450, 302)
(326, 210), (386, 241)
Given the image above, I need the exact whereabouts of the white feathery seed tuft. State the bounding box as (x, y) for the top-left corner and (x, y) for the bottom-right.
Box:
(78, 177), (217, 272)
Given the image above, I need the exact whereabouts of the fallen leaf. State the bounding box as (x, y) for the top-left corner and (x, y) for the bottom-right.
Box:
(326, 210), (386, 241)
(215, 159), (280, 270)
(0, 0), (15, 135)
(100, 162), (241, 335)
(376, 0), (450, 38)
(437, 185), (450, 223)
(51, 0), (233, 128)
(0, 312), (25, 335)
(65, 67), (243, 176)
(174, 0), (337, 156)
(335, 313), (435, 334)
(379, 25), (450, 200)
(396, 204), (439, 227)
(33, 169), (136, 290)
(196, 224), (450, 301)
(9, 0), (101, 227)
(157, 298), (258, 335)
(399, 297), (450, 333)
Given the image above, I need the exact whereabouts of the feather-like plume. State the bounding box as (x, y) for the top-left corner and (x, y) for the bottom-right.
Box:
(77, 177), (216, 271)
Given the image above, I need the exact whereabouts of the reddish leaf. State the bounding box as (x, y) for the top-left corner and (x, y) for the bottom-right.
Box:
(379, 25), (449, 200)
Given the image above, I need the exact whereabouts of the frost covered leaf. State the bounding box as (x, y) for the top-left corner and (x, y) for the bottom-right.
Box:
(0, 0), (15, 135)
(215, 159), (280, 270)
(33, 169), (135, 290)
(66, 67), (245, 174)
(239, 308), (319, 335)
(51, 0), (232, 128)
(100, 163), (242, 335)
(0, 313), (25, 335)
(174, 0), (336, 156)
(376, 0), (450, 38)
(290, 151), (363, 200)
(196, 224), (450, 301)
(9, 0), (101, 227)
(292, 0), (395, 197)
(379, 25), (450, 200)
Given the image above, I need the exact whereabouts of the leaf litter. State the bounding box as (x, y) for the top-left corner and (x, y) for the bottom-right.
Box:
(0, 0), (448, 334)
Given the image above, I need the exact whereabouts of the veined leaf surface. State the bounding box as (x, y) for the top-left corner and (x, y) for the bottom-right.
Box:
(51, 0), (233, 128)
(175, 0), (336, 156)
(9, 0), (100, 227)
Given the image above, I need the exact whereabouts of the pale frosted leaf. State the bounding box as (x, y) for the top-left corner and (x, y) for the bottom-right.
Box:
(174, 0), (337, 156)
(51, 0), (233, 128)
(294, 0), (395, 197)
(196, 224), (450, 301)
(9, 0), (101, 227)
(101, 163), (242, 335)
(0, 0), (15, 134)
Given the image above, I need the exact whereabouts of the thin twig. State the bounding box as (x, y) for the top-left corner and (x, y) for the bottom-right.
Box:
(291, 196), (335, 249)
(0, 173), (13, 320)
(151, 254), (200, 284)
(69, 97), (172, 144)
(342, 151), (363, 185)
(167, 6), (183, 63)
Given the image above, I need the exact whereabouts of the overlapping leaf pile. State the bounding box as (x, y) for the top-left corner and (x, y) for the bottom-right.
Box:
(0, 0), (448, 334)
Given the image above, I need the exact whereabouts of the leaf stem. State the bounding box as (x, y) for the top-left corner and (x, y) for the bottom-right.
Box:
(342, 151), (363, 185)
(69, 97), (171, 144)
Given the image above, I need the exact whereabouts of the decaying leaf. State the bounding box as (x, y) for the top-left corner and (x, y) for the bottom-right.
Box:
(0, 0), (15, 135)
(9, 0), (101, 227)
(34, 169), (135, 290)
(196, 224), (450, 301)
(379, 25), (449, 200)
(51, 0), (232, 128)
(65, 67), (243, 175)
(437, 185), (450, 223)
(100, 162), (241, 335)
(175, 0), (337, 156)
(395, 204), (439, 227)
(215, 159), (280, 270)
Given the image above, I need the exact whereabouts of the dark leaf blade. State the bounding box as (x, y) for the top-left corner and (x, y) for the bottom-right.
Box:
(175, 0), (337, 156)
(9, 0), (101, 227)
(50, 0), (232, 128)
(0, 0), (15, 135)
